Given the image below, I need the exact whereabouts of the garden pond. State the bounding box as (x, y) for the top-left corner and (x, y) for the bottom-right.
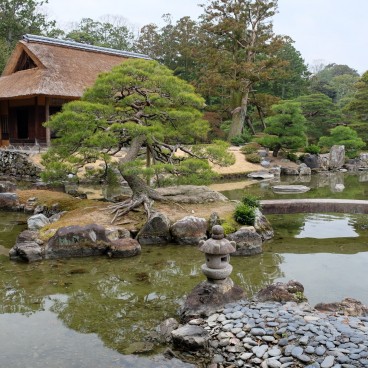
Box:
(0, 172), (368, 367)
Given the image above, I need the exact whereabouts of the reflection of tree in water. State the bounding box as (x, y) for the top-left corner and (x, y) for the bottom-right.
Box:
(232, 253), (284, 297)
(45, 252), (205, 354)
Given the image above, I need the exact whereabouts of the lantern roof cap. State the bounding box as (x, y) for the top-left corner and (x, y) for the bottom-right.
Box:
(199, 225), (236, 254)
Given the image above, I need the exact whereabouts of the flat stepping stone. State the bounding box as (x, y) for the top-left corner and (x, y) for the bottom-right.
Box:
(271, 185), (310, 193)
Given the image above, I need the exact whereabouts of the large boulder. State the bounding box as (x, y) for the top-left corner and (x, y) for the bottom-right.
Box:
(156, 185), (228, 203)
(0, 192), (18, 209)
(315, 297), (368, 317)
(280, 166), (299, 176)
(254, 208), (274, 241)
(303, 153), (319, 169)
(317, 154), (330, 171)
(106, 238), (141, 258)
(45, 224), (110, 259)
(0, 181), (16, 193)
(329, 145), (345, 170)
(137, 212), (171, 245)
(27, 214), (50, 230)
(171, 216), (207, 245)
(298, 163), (311, 176)
(248, 171), (274, 180)
(9, 241), (43, 262)
(171, 324), (210, 352)
(227, 228), (263, 256)
(9, 230), (43, 262)
(180, 278), (246, 323)
(255, 280), (306, 303)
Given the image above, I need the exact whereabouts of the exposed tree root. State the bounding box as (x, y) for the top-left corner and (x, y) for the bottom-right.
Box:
(107, 194), (154, 224)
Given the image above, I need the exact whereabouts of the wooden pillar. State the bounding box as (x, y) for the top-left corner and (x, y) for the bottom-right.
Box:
(45, 97), (51, 146)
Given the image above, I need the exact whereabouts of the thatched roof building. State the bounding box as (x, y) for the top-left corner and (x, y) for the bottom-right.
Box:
(0, 34), (149, 146)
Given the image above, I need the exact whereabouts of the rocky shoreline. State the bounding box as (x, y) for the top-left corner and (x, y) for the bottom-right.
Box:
(174, 298), (368, 368)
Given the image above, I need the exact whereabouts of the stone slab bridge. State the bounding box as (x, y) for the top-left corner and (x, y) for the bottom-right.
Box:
(260, 199), (368, 215)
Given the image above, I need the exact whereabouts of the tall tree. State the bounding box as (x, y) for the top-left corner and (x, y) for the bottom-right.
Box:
(66, 16), (134, 50)
(318, 126), (365, 158)
(309, 63), (359, 102)
(134, 15), (200, 82)
(257, 41), (310, 99)
(256, 100), (307, 157)
(344, 71), (368, 143)
(346, 71), (368, 122)
(0, 0), (56, 71)
(42, 60), (233, 221)
(296, 93), (342, 144)
(197, 0), (286, 138)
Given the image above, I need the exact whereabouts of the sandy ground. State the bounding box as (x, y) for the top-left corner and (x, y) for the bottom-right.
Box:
(22, 146), (298, 233)
(211, 146), (263, 175)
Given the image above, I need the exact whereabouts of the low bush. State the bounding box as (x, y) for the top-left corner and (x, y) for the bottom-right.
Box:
(245, 153), (261, 163)
(305, 144), (320, 154)
(241, 193), (260, 208)
(240, 142), (261, 155)
(286, 152), (298, 162)
(230, 131), (252, 146)
(233, 203), (256, 226)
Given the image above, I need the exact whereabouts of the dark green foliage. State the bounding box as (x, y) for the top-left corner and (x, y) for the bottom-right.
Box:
(309, 63), (359, 102)
(296, 93), (342, 144)
(241, 194), (260, 208)
(233, 203), (256, 226)
(240, 142), (261, 155)
(346, 72), (368, 122)
(230, 131), (252, 146)
(257, 41), (310, 99)
(234, 193), (260, 226)
(286, 152), (298, 162)
(66, 16), (135, 50)
(318, 126), (366, 158)
(42, 59), (233, 190)
(256, 100), (307, 156)
(305, 145), (321, 154)
(0, 0), (58, 72)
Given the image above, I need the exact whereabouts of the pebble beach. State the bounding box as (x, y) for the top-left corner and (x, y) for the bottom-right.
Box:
(197, 300), (368, 368)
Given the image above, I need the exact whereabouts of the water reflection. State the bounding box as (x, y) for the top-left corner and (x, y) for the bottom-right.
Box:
(0, 295), (192, 368)
(221, 172), (368, 201)
(296, 214), (359, 239)
(1, 206), (368, 366)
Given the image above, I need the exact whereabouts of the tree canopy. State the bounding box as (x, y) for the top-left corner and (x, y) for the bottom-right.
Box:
(0, 0), (56, 71)
(296, 93), (341, 144)
(42, 59), (233, 221)
(65, 16), (134, 50)
(318, 126), (365, 158)
(256, 100), (307, 156)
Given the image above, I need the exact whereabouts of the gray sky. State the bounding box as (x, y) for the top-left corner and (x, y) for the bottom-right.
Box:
(45, 0), (368, 74)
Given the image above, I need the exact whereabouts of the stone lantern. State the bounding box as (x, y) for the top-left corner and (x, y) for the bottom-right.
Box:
(198, 225), (236, 283)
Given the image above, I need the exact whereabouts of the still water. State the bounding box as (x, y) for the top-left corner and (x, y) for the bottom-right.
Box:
(1, 173), (368, 367)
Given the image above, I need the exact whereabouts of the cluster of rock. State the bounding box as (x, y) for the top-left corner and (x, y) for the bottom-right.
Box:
(9, 207), (273, 262)
(172, 294), (368, 368)
(5, 185), (274, 262)
(250, 146), (368, 184)
(10, 223), (141, 262)
(248, 164), (311, 181)
(0, 150), (41, 180)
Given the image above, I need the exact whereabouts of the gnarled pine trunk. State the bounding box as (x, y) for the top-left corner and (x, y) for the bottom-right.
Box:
(108, 136), (165, 223)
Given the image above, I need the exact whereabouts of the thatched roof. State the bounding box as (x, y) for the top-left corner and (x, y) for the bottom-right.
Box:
(0, 34), (150, 100)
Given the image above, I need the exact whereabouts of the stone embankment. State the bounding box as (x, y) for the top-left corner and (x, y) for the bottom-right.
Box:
(0, 150), (41, 179)
(260, 199), (368, 215)
(184, 299), (368, 368)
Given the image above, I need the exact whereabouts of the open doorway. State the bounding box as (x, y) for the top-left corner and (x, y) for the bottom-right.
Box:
(16, 109), (29, 139)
